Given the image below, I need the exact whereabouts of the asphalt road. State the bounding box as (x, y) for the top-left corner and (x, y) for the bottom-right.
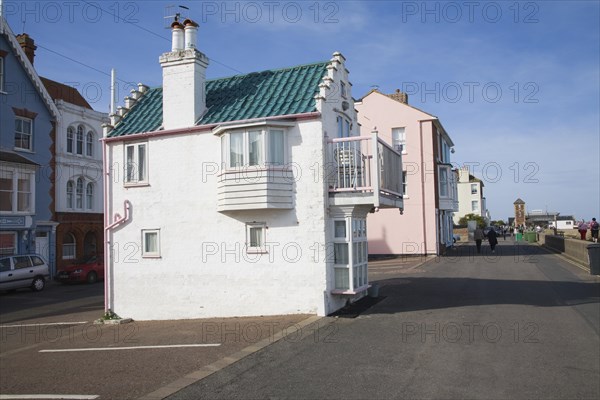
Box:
(0, 280), (105, 324)
(169, 241), (600, 400)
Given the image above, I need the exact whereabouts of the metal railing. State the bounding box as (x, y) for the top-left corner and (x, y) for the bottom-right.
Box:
(328, 132), (403, 199)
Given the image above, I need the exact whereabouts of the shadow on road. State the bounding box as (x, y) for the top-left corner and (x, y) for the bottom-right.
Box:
(371, 276), (600, 314)
(443, 242), (548, 258)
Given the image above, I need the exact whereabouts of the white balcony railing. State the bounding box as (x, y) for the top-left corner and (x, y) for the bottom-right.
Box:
(328, 132), (403, 207)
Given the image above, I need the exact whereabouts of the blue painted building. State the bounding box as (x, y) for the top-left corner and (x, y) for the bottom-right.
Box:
(1, 17), (59, 274)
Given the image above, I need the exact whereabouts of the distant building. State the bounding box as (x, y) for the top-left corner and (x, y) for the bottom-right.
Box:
(525, 210), (559, 227)
(513, 198), (526, 227)
(13, 33), (108, 274)
(355, 89), (458, 255)
(453, 167), (487, 225)
(551, 215), (576, 230)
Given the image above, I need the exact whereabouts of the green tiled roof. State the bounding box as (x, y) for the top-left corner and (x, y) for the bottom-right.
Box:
(108, 61), (329, 138)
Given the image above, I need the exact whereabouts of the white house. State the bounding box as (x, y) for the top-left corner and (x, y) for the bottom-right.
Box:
(453, 167), (488, 225)
(552, 216), (576, 230)
(102, 19), (403, 320)
(49, 89), (106, 272)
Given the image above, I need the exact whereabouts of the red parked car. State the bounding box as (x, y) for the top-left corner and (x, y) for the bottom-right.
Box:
(57, 255), (104, 284)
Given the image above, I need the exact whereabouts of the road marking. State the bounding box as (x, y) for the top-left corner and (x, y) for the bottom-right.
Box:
(0, 395), (99, 399)
(39, 343), (221, 353)
(0, 322), (88, 328)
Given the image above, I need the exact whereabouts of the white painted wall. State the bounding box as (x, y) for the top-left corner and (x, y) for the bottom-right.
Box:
(106, 52), (365, 320)
(107, 119), (336, 320)
(453, 168), (484, 224)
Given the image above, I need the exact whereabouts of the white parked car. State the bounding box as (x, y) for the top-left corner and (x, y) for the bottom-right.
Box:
(0, 254), (50, 292)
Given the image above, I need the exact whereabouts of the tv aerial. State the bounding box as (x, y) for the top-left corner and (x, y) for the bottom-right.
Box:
(164, 5), (190, 27)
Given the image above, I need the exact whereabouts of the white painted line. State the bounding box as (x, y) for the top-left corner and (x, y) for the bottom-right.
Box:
(0, 395), (99, 399)
(0, 322), (88, 328)
(39, 343), (221, 353)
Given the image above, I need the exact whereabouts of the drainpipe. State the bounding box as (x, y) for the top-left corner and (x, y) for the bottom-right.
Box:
(102, 139), (131, 313)
(419, 120), (427, 255)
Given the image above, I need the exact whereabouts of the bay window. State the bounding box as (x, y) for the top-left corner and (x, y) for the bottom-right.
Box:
(332, 217), (368, 293)
(0, 167), (34, 213)
(439, 168), (448, 197)
(222, 128), (285, 169)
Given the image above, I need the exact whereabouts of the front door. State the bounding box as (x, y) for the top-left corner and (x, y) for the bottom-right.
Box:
(35, 232), (49, 262)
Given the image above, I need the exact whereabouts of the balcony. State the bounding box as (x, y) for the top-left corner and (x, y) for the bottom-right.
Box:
(327, 133), (403, 209)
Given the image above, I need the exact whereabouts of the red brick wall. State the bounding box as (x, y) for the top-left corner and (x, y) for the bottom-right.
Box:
(55, 212), (103, 271)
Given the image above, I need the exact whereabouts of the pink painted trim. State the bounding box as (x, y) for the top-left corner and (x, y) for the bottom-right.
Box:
(101, 112), (321, 143)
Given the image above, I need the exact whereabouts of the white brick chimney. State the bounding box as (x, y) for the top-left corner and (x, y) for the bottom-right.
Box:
(159, 18), (209, 130)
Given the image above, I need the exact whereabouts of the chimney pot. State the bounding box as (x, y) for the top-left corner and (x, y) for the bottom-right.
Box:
(183, 19), (199, 49)
(137, 83), (149, 93)
(171, 21), (184, 51)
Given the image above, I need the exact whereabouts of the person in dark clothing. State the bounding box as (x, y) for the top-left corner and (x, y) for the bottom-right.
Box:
(488, 228), (498, 253)
(474, 227), (484, 253)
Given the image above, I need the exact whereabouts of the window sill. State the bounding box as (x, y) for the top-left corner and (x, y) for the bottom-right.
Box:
(246, 249), (268, 255)
(142, 255), (161, 259)
(13, 148), (34, 154)
(331, 283), (370, 295)
(124, 182), (150, 188)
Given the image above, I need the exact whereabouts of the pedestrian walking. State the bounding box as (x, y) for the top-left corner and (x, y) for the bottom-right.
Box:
(590, 218), (599, 243)
(474, 227), (484, 253)
(488, 228), (498, 253)
(578, 220), (588, 240)
(502, 226), (507, 240)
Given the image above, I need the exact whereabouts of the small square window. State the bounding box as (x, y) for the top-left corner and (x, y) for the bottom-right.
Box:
(142, 229), (160, 257)
(246, 223), (266, 253)
(125, 143), (148, 185)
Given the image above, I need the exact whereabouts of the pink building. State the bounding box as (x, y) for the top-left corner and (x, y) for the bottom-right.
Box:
(356, 90), (458, 255)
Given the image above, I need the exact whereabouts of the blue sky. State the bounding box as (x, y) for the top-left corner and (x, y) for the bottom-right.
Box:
(3, 0), (599, 222)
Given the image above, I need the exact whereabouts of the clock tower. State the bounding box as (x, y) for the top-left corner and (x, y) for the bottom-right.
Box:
(514, 198), (526, 227)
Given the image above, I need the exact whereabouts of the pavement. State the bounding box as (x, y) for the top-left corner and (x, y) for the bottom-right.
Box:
(0, 256), (427, 400)
(165, 239), (600, 400)
(2, 241), (598, 399)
